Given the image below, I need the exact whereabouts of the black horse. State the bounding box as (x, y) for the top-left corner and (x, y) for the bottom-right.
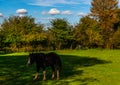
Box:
(27, 52), (62, 80)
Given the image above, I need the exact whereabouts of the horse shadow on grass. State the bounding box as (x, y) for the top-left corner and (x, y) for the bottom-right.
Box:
(0, 55), (34, 85)
(60, 55), (111, 84)
(0, 54), (111, 85)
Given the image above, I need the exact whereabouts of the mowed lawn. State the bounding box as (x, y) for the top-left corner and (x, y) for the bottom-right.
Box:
(0, 49), (120, 85)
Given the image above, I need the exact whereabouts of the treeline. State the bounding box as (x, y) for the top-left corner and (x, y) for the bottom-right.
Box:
(0, 17), (75, 52)
(0, 0), (120, 52)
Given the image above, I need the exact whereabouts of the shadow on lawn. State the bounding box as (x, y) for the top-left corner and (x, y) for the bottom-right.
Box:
(0, 54), (111, 85)
(60, 55), (111, 84)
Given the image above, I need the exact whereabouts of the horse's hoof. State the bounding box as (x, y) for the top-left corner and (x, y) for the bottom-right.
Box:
(33, 78), (37, 81)
(52, 77), (55, 80)
(56, 78), (59, 80)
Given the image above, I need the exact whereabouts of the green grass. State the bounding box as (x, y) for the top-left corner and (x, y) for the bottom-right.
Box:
(0, 49), (120, 85)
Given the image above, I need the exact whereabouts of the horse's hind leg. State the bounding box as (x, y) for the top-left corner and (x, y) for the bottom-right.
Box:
(43, 70), (46, 80)
(33, 66), (40, 80)
(34, 72), (39, 80)
(56, 70), (60, 80)
(51, 65), (55, 79)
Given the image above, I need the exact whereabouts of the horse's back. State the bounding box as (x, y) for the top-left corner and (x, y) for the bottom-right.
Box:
(46, 52), (62, 69)
(46, 52), (60, 58)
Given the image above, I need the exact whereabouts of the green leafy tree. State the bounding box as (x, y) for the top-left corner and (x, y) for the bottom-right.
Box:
(73, 16), (103, 48)
(112, 28), (120, 48)
(0, 30), (4, 50)
(49, 18), (73, 50)
(1, 16), (45, 52)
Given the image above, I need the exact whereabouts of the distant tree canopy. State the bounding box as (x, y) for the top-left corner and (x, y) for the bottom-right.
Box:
(90, 0), (119, 48)
(1, 16), (46, 52)
(0, 0), (120, 52)
(49, 18), (74, 49)
(73, 16), (103, 48)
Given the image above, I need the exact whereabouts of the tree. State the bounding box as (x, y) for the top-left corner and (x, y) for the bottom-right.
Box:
(49, 18), (73, 50)
(0, 30), (4, 50)
(1, 16), (45, 52)
(73, 16), (103, 48)
(90, 0), (119, 48)
(112, 28), (120, 48)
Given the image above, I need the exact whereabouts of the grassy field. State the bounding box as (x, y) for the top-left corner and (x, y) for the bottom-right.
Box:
(0, 49), (120, 85)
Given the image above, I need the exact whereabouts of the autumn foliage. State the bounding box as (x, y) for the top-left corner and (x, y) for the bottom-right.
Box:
(0, 0), (120, 52)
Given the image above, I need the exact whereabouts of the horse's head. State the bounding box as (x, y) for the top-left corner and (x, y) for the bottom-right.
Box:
(27, 53), (35, 65)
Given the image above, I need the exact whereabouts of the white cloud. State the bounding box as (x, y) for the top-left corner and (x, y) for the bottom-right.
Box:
(118, 0), (120, 6)
(16, 9), (28, 17)
(41, 11), (48, 15)
(48, 8), (60, 15)
(0, 13), (3, 17)
(38, 17), (54, 20)
(29, 0), (81, 6)
(77, 12), (87, 16)
(82, 0), (91, 5)
(16, 9), (28, 14)
(61, 10), (72, 15)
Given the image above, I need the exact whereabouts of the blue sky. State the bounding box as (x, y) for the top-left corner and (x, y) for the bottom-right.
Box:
(0, 0), (119, 26)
